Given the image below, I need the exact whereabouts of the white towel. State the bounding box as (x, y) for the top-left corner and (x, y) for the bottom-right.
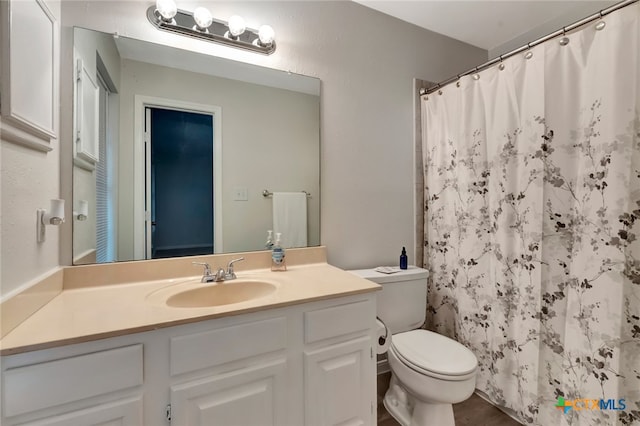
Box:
(272, 192), (308, 248)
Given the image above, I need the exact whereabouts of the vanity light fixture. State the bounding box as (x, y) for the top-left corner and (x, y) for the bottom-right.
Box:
(193, 7), (213, 32)
(37, 199), (65, 243)
(226, 15), (246, 39)
(257, 25), (275, 47)
(147, 0), (276, 55)
(155, 0), (177, 22)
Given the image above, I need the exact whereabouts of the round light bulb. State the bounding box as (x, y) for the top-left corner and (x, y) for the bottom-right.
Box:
(258, 24), (275, 46)
(228, 15), (246, 37)
(155, 0), (177, 21)
(193, 7), (213, 30)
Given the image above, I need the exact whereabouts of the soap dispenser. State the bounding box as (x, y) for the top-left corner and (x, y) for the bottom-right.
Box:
(271, 232), (287, 271)
(265, 230), (274, 250)
(400, 247), (408, 270)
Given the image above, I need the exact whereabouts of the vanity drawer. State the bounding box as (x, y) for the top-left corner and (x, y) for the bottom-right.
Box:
(2, 344), (143, 418)
(304, 299), (373, 344)
(170, 317), (287, 376)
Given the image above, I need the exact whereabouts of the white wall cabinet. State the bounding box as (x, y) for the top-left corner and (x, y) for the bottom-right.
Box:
(0, 293), (376, 426)
(0, 0), (59, 151)
(73, 55), (100, 165)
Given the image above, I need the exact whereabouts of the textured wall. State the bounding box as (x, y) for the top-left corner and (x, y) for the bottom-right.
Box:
(1, 0), (61, 297)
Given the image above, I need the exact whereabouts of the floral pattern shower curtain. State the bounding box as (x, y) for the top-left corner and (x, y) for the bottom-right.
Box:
(422, 4), (640, 425)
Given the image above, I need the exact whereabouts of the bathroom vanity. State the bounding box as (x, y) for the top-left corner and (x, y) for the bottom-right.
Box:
(0, 248), (380, 426)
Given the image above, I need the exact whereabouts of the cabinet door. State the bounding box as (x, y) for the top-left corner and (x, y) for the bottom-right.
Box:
(170, 359), (287, 426)
(14, 397), (142, 426)
(0, 0), (59, 151)
(304, 336), (374, 426)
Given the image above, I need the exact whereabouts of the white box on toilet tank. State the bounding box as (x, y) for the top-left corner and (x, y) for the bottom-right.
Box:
(348, 266), (429, 335)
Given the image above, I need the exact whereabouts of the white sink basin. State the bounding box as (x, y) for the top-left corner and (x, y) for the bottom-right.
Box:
(146, 278), (278, 309)
(167, 280), (277, 308)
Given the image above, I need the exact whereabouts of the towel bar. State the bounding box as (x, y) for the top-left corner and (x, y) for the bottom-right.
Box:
(262, 190), (311, 198)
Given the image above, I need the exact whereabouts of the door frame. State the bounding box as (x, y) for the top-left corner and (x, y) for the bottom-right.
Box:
(133, 95), (223, 259)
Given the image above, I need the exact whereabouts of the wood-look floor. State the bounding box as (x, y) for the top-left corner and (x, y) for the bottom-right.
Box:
(377, 372), (522, 426)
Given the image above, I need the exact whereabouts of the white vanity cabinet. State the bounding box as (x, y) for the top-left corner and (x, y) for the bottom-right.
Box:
(303, 300), (377, 426)
(0, 293), (377, 426)
(169, 359), (288, 425)
(167, 316), (290, 425)
(0, 343), (144, 425)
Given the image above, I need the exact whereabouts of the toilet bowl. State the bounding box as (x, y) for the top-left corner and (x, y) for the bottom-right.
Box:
(384, 329), (477, 426)
(347, 267), (478, 426)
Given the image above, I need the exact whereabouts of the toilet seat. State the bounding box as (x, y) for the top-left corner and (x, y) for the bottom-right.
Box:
(390, 330), (477, 381)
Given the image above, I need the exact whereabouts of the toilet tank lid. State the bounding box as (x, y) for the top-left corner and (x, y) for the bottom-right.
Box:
(348, 266), (429, 283)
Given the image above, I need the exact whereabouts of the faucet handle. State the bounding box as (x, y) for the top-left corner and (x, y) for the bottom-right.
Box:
(192, 262), (212, 276)
(226, 257), (245, 279)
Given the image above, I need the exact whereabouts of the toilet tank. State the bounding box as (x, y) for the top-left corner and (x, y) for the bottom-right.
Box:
(349, 266), (428, 334)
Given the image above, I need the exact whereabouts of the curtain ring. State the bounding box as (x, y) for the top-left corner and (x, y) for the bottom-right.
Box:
(596, 11), (606, 31)
(498, 55), (505, 71)
(559, 27), (570, 46)
(524, 44), (533, 60)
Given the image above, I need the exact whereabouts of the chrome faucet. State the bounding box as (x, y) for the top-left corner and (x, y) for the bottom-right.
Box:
(192, 262), (226, 283)
(225, 257), (245, 280)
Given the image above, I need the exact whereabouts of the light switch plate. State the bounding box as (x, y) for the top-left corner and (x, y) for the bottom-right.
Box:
(233, 186), (248, 201)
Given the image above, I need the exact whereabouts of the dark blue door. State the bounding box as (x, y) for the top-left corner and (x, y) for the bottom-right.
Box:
(149, 107), (214, 258)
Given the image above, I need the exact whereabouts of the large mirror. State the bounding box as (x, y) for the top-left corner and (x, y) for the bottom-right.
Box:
(72, 27), (320, 264)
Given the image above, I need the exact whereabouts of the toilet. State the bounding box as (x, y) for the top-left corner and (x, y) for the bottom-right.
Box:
(349, 266), (477, 426)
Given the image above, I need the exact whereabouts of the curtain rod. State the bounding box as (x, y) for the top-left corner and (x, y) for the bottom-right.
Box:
(420, 0), (638, 96)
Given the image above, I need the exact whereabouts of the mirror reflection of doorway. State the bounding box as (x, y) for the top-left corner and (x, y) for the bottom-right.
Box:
(145, 107), (214, 259)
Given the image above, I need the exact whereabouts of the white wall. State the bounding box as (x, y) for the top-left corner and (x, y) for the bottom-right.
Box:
(0, 0), (61, 298)
(117, 58), (320, 258)
(58, 0), (486, 271)
(489, 1), (614, 58)
(1, 143), (61, 296)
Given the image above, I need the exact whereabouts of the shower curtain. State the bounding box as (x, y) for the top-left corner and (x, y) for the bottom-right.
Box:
(422, 4), (640, 425)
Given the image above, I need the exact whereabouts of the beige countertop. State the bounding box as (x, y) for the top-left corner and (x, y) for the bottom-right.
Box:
(0, 262), (380, 356)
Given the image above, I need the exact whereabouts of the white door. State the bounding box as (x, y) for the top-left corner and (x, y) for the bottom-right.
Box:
(304, 337), (374, 426)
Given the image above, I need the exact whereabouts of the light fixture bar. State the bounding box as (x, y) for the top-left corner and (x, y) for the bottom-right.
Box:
(146, 6), (276, 55)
